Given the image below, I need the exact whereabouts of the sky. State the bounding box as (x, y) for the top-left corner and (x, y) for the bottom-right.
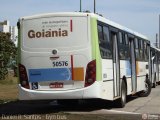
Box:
(0, 0), (160, 43)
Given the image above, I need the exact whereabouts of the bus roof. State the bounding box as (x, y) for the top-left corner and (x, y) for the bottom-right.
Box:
(94, 13), (149, 40)
(151, 45), (160, 51)
(20, 12), (149, 41)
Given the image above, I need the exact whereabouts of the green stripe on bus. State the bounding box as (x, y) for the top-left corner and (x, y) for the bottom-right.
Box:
(90, 17), (102, 81)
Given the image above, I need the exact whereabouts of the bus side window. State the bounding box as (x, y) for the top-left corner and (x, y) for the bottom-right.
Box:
(125, 34), (129, 45)
(144, 41), (148, 62)
(134, 38), (140, 60)
(144, 41), (147, 61)
(124, 34), (130, 60)
(104, 26), (110, 43)
(144, 42), (147, 61)
(118, 33), (130, 60)
(141, 40), (145, 61)
(118, 32), (125, 60)
(146, 43), (149, 61)
(139, 39), (143, 61)
(119, 32), (123, 44)
(98, 24), (112, 59)
(98, 25), (103, 42)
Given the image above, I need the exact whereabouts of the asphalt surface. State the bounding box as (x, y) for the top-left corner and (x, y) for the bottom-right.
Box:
(112, 85), (160, 114)
(0, 85), (160, 120)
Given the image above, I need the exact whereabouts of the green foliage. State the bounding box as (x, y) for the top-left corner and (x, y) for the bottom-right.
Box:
(0, 32), (17, 80)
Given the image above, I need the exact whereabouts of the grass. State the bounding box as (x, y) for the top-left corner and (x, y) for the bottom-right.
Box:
(0, 73), (18, 84)
(0, 74), (18, 103)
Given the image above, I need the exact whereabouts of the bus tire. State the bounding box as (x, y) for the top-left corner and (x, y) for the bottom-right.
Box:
(152, 73), (156, 88)
(158, 81), (160, 85)
(138, 79), (151, 97)
(117, 80), (127, 108)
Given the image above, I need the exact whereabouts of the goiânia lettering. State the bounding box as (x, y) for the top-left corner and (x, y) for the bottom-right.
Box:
(28, 28), (68, 38)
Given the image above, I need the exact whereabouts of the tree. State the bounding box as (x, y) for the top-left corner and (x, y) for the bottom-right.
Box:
(0, 32), (17, 80)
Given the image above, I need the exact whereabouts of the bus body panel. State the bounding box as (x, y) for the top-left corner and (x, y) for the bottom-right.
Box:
(90, 18), (102, 81)
(18, 81), (102, 100)
(136, 61), (147, 92)
(19, 14), (92, 92)
(18, 12), (152, 102)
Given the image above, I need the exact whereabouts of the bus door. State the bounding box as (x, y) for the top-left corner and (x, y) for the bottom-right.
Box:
(155, 54), (159, 82)
(157, 55), (160, 82)
(147, 43), (151, 84)
(129, 36), (137, 93)
(110, 30), (120, 97)
(158, 55), (160, 82)
(150, 49), (154, 84)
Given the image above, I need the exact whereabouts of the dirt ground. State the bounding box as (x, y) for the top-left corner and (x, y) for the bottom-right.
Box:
(0, 75), (18, 102)
(0, 84), (18, 100)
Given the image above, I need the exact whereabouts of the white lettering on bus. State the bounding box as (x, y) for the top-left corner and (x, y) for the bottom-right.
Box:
(28, 28), (68, 38)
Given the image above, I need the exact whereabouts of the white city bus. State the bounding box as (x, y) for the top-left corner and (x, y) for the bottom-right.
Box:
(150, 45), (160, 88)
(18, 12), (152, 107)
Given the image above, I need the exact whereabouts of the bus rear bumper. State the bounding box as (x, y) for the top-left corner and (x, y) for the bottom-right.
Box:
(18, 82), (101, 100)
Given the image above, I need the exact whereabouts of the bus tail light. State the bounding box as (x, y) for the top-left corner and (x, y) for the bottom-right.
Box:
(85, 60), (96, 87)
(18, 64), (30, 89)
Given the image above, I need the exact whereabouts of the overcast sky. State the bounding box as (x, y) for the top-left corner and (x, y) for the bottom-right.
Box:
(0, 0), (159, 43)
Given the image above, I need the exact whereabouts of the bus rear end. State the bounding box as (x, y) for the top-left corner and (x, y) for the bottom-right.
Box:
(18, 13), (98, 100)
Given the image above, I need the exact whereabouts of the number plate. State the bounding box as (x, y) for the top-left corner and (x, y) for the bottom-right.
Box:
(49, 82), (63, 88)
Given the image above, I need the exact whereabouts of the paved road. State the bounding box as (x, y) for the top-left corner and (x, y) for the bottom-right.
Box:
(66, 85), (160, 115)
(112, 85), (160, 114)
(0, 85), (160, 120)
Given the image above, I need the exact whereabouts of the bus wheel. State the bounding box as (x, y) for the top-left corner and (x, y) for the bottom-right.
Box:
(153, 74), (156, 88)
(117, 80), (127, 108)
(138, 79), (151, 97)
(158, 81), (160, 85)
